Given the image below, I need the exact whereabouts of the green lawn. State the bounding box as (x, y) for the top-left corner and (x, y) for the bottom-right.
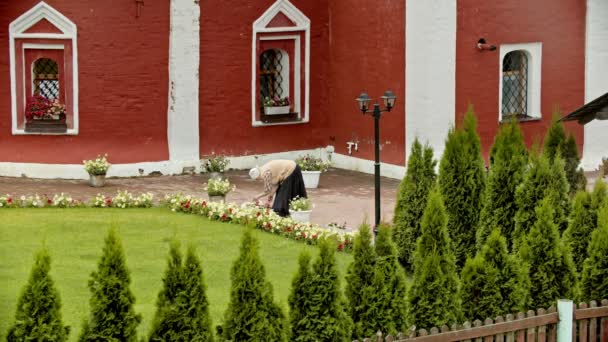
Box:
(0, 208), (353, 340)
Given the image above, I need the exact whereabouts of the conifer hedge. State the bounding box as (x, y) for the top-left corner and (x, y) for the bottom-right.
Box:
(7, 248), (70, 341)
(477, 121), (527, 250)
(407, 188), (461, 328)
(543, 116), (586, 194)
(438, 108), (485, 268)
(393, 138), (436, 271)
(79, 229), (141, 342)
(220, 230), (287, 341)
(581, 203), (608, 302)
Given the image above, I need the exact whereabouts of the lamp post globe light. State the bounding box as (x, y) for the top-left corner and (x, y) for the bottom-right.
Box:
(355, 90), (397, 233)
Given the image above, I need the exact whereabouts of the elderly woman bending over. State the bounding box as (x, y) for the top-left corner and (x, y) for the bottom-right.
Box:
(249, 159), (308, 217)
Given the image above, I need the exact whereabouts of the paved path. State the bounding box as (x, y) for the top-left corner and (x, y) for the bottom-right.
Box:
(0, 168), (400, 229)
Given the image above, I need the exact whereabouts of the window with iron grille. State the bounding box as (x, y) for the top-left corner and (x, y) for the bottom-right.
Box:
(260, 49), (284, 107)
(501, 51), (528, 117)
(33, 58), (59, 99)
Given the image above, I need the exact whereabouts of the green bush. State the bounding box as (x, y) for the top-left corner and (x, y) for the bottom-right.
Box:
(372, 224), (408, 336)
(79, 229), (142, 341)
(345, 224), (377, 339)
(543, 116), (586, 194)
(393, 138), (437, 272)
(563, 191), (595, 272)
(477, 120), (528, 250)
(460, 255), (502, 321)
(581, 203), (608, 301)
(518, 199), (578, 308)
(438, 107), (486, 268)
(288, 251), (315, 341)
(221, 230), (287, 341)
(7, 248), (70, 341)
(513, 154), (570, 248)
(149, 241), (214, 341)
(407, 188), (461, 328)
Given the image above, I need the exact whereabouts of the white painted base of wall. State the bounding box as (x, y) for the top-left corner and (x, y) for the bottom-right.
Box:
(0, 146), (407, 180)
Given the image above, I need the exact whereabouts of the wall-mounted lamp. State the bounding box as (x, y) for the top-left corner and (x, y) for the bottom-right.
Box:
(477, 38), (496, 51)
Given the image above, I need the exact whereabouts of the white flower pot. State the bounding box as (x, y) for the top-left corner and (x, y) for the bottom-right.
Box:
(208, 194), (226, 203)
(89, 174), (106, 187)
(208, 172), (223, 180)
(301, 171), (321, 188)
(291, 210), (312, 223)
(264, 105), (290, 115)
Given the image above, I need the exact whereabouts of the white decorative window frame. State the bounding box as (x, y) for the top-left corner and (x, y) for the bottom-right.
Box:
(251, 0), (310, 127)
(9, 1), (79, 135)
(498, 42), (542, 122)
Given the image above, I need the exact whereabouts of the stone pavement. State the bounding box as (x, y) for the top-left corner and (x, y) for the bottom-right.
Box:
(0, 168), (401, 229)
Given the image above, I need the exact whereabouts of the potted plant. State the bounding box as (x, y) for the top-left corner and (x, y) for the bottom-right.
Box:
(24, 95), (67, 133)
(289, 196), (312, 223)
(202, 154), (230, 180)
(295, 154), (331, 188)
(83, 154), (111, 187)
(204, 178), (235, 203)
(263, 96), (291, 115)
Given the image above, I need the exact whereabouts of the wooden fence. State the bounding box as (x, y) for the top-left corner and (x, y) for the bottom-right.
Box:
(353, 299), (608, 342)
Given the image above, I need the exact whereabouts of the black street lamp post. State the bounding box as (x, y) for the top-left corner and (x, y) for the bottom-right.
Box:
(355, 90), (397, 232)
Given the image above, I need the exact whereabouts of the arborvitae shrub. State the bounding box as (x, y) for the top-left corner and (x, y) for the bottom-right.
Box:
(513, 154), (570, 248)
(288, 251), (315, 341)
(479, 229), (530, 313)
(345, 223), (377, 339)
(393, 138), (436, 271)
(543, 116), (585, 193)
(408, 188), (461, 329)
(563, 191), (595, 272)
(581, 204), (608, 301)
(460, 255), (502, 321)
(372, 224), (408, 336)
(438, 107), (485, 268)
(477, 120), (528, 250)
(6, 248), (70, 341)
(303, 238), (352, 341)
(79, 229), (141, 342)
(518, 199), (578, 309)
(221, 230), (287, 341)
(150, 242), (214, 341)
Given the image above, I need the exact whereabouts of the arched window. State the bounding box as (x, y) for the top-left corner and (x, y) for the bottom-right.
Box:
(259, 49), (290, 109)
(33, 58), (60, 99)
(501, 50), (528, 117)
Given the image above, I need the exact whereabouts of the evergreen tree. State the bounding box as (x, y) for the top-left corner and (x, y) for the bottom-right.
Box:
(543, 116), (585, 194)
(181, 245), (214, 341)
(345, 224), (377, 339)
(288, 252), (315, 341)
(407, 188), (461, 329)
(438, 107), (486, 268)
(563, 191), (595, 272)
(512, 154), (570, 248)
(460, 255), (502, 321)
(479, 229), (530, 313)
(372, 224), (408, 336)
(518, 199), (578, 309)
(305, 238), (352, 341)
(79, 229), (141, 341)
(393, 138), (437, 271)
(590, 179), (607, 210)
(7, 248), (70, 341)
(221, 230), (287, 341)
(477, 120), (528, 249)
(581, 204), (608, 301)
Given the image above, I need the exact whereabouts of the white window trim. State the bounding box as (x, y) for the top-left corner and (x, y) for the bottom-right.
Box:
(252, 0), (310, 127)
(498, 42), (542, 122)
(9, 1), (79, 135)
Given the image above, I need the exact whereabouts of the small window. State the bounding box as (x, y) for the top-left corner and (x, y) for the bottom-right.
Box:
(259, 48), (296, 123)
(501, 51), (528, 118)
(33, 58), (60, 99)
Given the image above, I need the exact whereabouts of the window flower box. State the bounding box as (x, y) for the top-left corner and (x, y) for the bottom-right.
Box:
(263, 105), (291, 115)
(25, 119), (67, 133)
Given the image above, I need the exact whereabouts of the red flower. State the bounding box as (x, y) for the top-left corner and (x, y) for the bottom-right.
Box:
(105, 197), (112, 205)
(256, 212), (261, 217)
(7, 198), (12, 203)
(221, 214), (227, 221)
(47, 198), (52, 204)
(338, 243), (344, 251)
(229, 208), (233, 214)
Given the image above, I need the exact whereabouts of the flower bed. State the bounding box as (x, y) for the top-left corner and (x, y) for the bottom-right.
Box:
(0, 191), (356, 252)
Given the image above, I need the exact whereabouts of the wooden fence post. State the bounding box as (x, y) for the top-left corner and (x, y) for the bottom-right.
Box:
(557, 299), (573, 342)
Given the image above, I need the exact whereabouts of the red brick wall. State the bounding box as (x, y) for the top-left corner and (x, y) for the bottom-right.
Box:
(456, 0), (586, 160)
(199, 0), (330, 157)
(327, 0), (406, 166)
(0, 0), (170, 164)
